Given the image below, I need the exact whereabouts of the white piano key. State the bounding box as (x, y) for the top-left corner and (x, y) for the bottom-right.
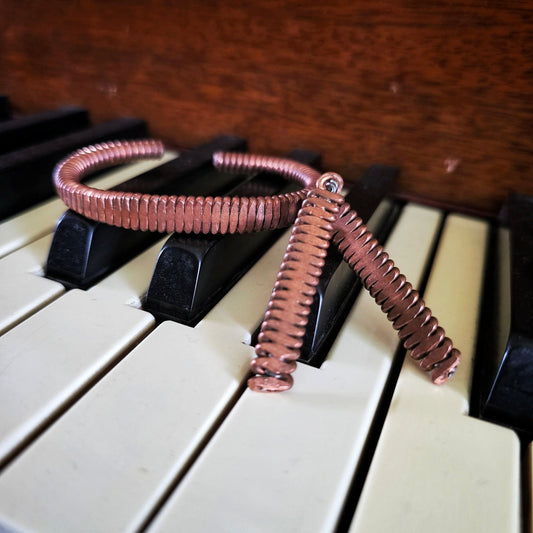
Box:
(0, 152), (177, 259)
(0, 196), (71, 259)
(87, 236), (168, 308)
(144, 205), (443, 533)
(0, 234), (64, 335)
(0, 231), (291, 533)
(0, 223), (174, 463)
(0, 289), (154, 465)
(349, 214), (521, 533)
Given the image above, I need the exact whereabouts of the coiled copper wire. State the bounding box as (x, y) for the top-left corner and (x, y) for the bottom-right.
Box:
(53, 139), (461, 389)
(214, 154), (461, 386)
(53, 140), (317, 235)
(332, 205), (460, 384)
(249, 174), (345, 392)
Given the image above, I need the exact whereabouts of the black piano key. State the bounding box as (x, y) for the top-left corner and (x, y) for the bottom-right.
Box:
(299, 165), (400, 367)
(143, 149), (321, 326)
(477, 193), (533, 436)
(0, 106), (90, 155)
(0, 117), (147, 220)
(0, 96), (11, 120)
(45, 135), (247, 289)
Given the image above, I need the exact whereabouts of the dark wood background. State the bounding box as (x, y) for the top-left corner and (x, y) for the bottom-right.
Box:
(1, 0), (532, 214)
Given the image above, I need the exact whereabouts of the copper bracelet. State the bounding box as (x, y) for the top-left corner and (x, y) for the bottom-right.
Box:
(54, 139), (460, 392)
(53, 139), (315, 234)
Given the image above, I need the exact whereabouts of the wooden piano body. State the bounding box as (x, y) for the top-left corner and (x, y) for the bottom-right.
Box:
(0, 1), (532, 531)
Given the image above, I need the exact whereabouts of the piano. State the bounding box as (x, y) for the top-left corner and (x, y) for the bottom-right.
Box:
(0, 2), (532, 531)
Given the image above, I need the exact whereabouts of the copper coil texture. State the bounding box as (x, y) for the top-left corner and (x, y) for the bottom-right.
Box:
(249, 185), (345, 392)
(332, 205), (460, 384)
(53, 140), (461, 388)
(53, 141), (313, 235)
(212, 151), (320, 189)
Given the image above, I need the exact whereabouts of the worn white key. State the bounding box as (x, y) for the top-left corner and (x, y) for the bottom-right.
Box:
(0, 153), (177, 258)
(0, 289), (154, 466)
(0, 231), (291, 533)
(87, 236), (168, 308)
(0, 234), (64, 335)
(144, 205), (443, 533)
(349, 215), (521, 533)
(0, 228), (174, 463)
(0, 197), (69, 259)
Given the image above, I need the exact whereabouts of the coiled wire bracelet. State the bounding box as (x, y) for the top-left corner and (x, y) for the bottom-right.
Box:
(53, 139), (460, 392)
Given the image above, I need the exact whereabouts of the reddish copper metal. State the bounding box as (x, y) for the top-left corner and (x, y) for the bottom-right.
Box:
(212, 151), (319, 189)
(249, 182), (345, 392)
(332, 205), (460, 384)
(53, 140), (317, 235)
(53, 139), (461, 389)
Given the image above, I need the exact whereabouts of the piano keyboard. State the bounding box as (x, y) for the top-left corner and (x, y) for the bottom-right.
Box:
(0, 132), (530, 532)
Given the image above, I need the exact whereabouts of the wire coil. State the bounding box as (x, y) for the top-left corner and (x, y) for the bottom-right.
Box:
(53, 140), (316, 234)
(53, 139), (461, 390)
(249, 177), (345, 392)
(332, 205), (460, 384)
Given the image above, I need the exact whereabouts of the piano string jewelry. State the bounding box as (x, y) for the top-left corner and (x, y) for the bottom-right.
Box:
(53, 139), (461, 392)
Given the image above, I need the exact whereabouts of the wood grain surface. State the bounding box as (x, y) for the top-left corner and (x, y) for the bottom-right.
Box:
(1, 0), (532, 213)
